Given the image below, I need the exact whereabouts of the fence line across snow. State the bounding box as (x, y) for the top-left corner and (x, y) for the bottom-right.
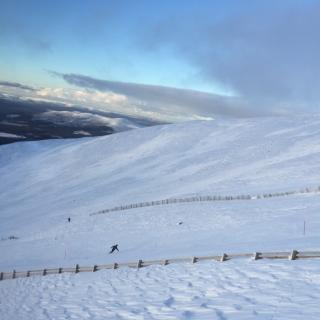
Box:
(90, 185), (320, 216)
(1, 250), (320, 282)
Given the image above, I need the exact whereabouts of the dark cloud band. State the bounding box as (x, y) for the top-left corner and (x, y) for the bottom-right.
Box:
(53, 72), (265, 118)
(0, 81), (35, 91)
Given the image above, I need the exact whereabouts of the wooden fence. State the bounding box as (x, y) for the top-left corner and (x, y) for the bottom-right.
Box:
(90, 186), (320, 216)
(1, 250), (320, 282)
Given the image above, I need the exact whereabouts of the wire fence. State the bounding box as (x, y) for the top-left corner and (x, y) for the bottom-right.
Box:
(90, 185), (320, 216)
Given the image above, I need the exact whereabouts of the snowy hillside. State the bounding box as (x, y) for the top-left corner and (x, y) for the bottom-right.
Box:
(1, 115), (320, 269)
(1, 115), (320, 319)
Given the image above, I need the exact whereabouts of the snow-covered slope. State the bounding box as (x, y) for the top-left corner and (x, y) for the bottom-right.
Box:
(1, 115), (320, 319)
(2, 260), (320, 320)
(1, 115), (320, 270)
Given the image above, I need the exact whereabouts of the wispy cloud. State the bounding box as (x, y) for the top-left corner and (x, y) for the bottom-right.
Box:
(36, 87), (127, 105)
(0, 81), (35, 91)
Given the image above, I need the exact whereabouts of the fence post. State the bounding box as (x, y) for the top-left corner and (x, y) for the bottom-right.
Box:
(253, 252), (262, 260)
(137, 260), (143, 268)
(75, 264), (80, 273)
(113, 263), (118, 269)
(191, 257), (197, 264)
(289, 250), (298, 260)
(12, 270), (16, 279)
(254, 252), (260, 260)
(93, 265), (98, 272)
(220, 254), (228, 262)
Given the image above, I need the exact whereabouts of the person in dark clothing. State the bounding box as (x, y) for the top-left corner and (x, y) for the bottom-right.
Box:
(109, 244), (119, 254)
(68, 217), (71, 222)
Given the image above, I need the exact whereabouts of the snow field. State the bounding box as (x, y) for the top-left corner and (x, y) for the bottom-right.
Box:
(1, 193), (320, 271)
(1, 259), (320, 320)
(1, 116), (320, 319)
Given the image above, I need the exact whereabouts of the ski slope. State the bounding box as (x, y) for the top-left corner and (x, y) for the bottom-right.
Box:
(1, 115), (320, 319)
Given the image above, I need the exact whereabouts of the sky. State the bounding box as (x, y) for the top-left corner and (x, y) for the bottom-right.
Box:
(1, 0), (320, 121)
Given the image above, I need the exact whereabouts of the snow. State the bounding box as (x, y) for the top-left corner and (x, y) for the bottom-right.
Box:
(5, 114), (20, 118)
(33, 110), (143, 132)
(0, 132), (25, 138)
(1, 115), (320, 318)
(0, 120), (26, 127)
(1, 260), (320, 319)
(73, 130), (92, 136)
(1, 194), (319, 271)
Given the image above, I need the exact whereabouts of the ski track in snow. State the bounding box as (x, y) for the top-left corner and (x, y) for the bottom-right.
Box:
(1, 260), (320, 320)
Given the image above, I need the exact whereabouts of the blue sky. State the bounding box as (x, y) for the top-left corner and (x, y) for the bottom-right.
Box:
(1, 0), (320, 120)
(1, 0), (225, 92)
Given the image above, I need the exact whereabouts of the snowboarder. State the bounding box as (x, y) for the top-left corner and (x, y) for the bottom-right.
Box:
(109, 244), (119, 254)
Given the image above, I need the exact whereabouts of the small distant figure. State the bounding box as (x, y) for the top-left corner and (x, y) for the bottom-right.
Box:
(109, 244), (119, 254)
(177, 221), (183, 225)
(68, 217), (71, 223)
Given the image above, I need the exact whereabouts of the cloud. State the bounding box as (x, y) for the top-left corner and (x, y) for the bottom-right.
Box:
(138, 1), (320, 112)
(53, 72), (265, 120)
(36, 87), (127, 105)
(0, 81), (35, 91)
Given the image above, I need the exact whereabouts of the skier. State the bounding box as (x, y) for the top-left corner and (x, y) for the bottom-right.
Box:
(68, 217), (71, 223)
(109, 244), (119, 254)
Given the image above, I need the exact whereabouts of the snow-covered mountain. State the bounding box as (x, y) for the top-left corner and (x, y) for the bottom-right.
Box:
(1, 115), (320, 319)
(0, 96), (163, 145)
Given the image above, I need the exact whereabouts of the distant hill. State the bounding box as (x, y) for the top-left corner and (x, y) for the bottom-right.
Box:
(0, 96), (164, 145)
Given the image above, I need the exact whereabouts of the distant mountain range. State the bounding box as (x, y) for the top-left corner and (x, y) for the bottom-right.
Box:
(0, 95), (164, 145)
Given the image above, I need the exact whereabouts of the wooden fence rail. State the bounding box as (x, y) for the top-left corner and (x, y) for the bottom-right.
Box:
(1, 250), (320, 282)
(90, 186), (320, 216)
